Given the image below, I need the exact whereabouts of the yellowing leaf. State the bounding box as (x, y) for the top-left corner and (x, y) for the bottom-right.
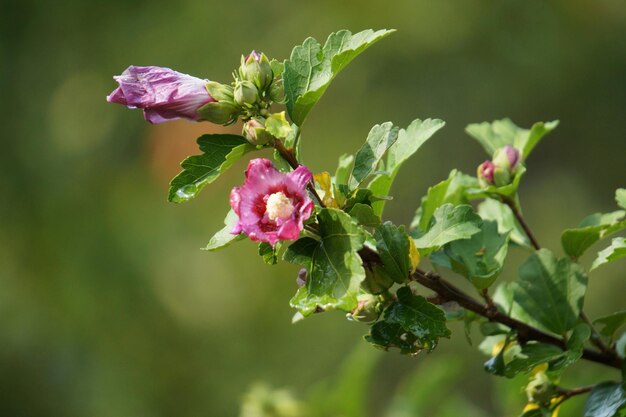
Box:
(408, 237), (420, 272)
(314, 171), (338, 208)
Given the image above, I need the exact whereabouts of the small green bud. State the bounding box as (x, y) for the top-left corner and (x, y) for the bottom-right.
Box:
(197, 101), (239, 125)
(240, 51), (273, 92)
(243, 117), (273, 145)
(269, 79), (284, 103)
(234, 80), (259, 107)
(205, 81), (235, 103)
(347, 293), (382, 323)
(493, 166), (512, 187)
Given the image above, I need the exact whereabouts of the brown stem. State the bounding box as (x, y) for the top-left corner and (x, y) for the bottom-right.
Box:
(557, 385), (594, 400)
(273, 139), (326, 208)
(410, 268), (622, 370)
(358, 246), (622, 370)
(501, 196), (618, 361)
(501, 196), (541, 250)
(581, 311), (614, 355)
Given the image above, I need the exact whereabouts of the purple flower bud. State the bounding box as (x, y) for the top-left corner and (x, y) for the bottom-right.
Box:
(493, 145), (520, 171)
(107, 66), (215, 124)
(245, 50), (262, 63)
(477, 160), (496, 185)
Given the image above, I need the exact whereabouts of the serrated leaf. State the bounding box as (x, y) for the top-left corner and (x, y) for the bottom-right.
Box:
(169, 134), (254, 203)
(265, 111), (292, 139)
(584, 382), (626, 417)
(594, 311), (626, 338)
(374, 222), (413, 284)
(478, 198), (532, 248)
(591, 238), (626, 271)
(269, 59), (284, 78)
(348, 203), (381, 227)
(285, 208), (366, 316)
(513, 249), (588, 335)
(349, 122), (399, 188)
(203, 209), (245, 251)
(258, 242), (281, 265)
(365, 286), (450, 354)
(485, 341), (564, 378)
(413, 204), (482, 253)
(444, 220), (509, 289)
(552, 322), (592, 371)
(369, 118), (445, 216)
(283, 29), (395, 126)
(411, 169), (475, 232)
(562, 211), (626, 259)
(465, 118), (558, 160)
(617, 189), (626, 210)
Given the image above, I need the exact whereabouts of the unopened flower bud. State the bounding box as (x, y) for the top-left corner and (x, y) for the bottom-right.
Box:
(234, 80), (259, 106)
(347, 294), (381, 323)
(493, 145), (520, 171)
(240, 51), (273, 92)
(243, 117), (274, 145)
(493, 166), (512, 187)
(269, 79), (284, 103)
(196, 81), (240, 125)
(197, 101), (240, 125)
(477, 160), (495, 186)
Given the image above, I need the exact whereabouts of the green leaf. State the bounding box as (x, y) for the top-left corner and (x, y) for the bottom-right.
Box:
(413, 204), (482, 253)
(411, 169), (475, 232)
(478, 198), (532, 248)
(365, 286), (450, 353)
(561, 211), (626, 259)
(258, 242), (281, 265)
(465, 118), (558, 160)
(348, 203), (381, 227)
(512, 249), (588, 335)
(269, 59), (284, 78)
(265, 111), (292, 139)
(374, 222), (413, 284)
(203, 210), (245, 251)
(283, 29), (394, 126)
(591, 238), (626, 271)
(617, 189), (626, 210)
(369, 118), (445, 216)
(285, 208), (366, 316)
(444, 220), (509, 289)
(349, 122), (399, 188)
(485, 341), (564, 378)
(552, 322), (592, 371)
(594, 311), (626, 338)
(168, 134), (254, 203)
(584, 382), (626, 417)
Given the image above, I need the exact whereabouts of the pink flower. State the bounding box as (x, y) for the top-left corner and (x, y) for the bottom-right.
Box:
(230, 159), (314, 245)
(477, 160), (496, 185)
(107, 66), (215, 124)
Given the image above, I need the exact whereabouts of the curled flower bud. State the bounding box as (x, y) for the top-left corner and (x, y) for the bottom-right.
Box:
(197, 81), (240, 125)
(234, 80), (259, 106)
(107, 66), (214, 124)
(477, 160), (496, 186)
(240, 50), (273, 92)
(243, 117), (273, 145)
(230, 159), (314, 246)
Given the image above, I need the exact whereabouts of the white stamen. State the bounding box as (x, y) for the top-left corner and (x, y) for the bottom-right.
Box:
(266, 192), (295, 221)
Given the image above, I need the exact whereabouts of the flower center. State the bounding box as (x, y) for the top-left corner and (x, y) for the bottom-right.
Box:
(265, 192), (295, 222)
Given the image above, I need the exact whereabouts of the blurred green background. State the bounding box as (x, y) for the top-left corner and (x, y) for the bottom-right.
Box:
(1, 0), (625, 416)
